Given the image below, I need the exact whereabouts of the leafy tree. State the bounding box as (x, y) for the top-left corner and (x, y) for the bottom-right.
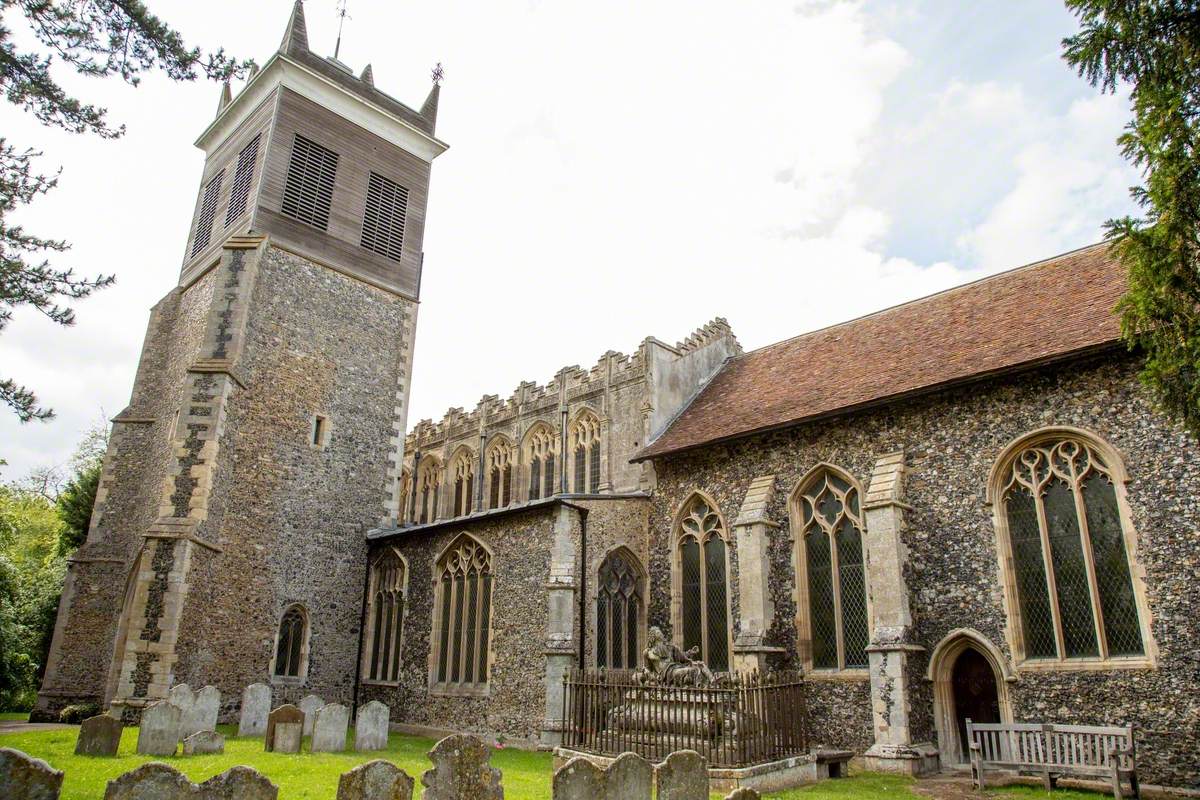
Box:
(1063, 1), (1200, 433)
(1, 0), (250, 423)
(56, 461), (99, 554)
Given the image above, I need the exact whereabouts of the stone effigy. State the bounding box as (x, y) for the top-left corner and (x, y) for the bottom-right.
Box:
(635, 627), (715, 687)
(197, 766), (279, 800)
(136, 700), (181, 756)
(354, 701), (390, 752)
(103, 762), (193, 800)
(265, 704), (304, 752)
(0, 747), (63, 800)
(239, 683), (271, 737)
(299, 694), (324, 737)
(337, 760), (414, 800)
(311, 703), (350, 752)
(421, 734), (503, 800)
(656, 750), (708, 800)
(183, 730), (226, 755)
(75, 714), (123, 756)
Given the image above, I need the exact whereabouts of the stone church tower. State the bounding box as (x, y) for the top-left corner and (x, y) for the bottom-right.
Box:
(34, 2), (446, 720)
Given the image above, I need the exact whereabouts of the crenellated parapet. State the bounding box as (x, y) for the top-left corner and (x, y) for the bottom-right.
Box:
(675, 317), (742, 356)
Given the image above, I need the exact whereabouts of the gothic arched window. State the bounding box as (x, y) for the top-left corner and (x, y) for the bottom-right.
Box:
(674, 494), (730, 672)
(273, 604), (308, 679)
(570, 410), (601, 494)
(596, 549), (645, 670)
(793, 466), (870, 671)
(418, 457), (442, 524)
(450, 448), (475, 517)
(486, 438), (513, 510)
(433, 535), (493, 690)
(992, 432), (1148, 664)
(364, 549), (407, 682)
(524, 424), (557, 501)
(397, 468), (411, 524)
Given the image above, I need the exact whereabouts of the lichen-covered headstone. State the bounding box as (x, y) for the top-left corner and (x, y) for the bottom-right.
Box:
(273, 723), (302, 754)
(183, 730), (225, 755)
(238, 683), (271, 737)
(311, 703), (350, 752)
(299, 694), (324, 737)
(337, 760), (414, 800)
(75, 714), (123, 756)
(0, 747), (63, 800)
(192, 686), (220, 734)
(656, 750), (708, 800)
(607, 752), (653, 800)
(103, 762), (193, 800)
(723, 788), (761, 800)
(553, 757), (605, 800)
(264, 704), (304, 752)
(420, 734), (503, 800)
(354, 701), (389, 752)
(197, 765), (279, 800)
(136, 701), (181, 757)
(167, 683), (196, 739)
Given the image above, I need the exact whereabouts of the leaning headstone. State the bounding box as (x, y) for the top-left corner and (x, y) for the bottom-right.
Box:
(354, 701), (389, 752)
(656, 750), (708, 800)
(192, 686), (220, 734)
(103, 762), (192, 800)
(724, 789), (760, 800)
(238, 683), (271, 737)
(168, 683), (196, 739)
(0, 747), (64, 800)
(311, 703), (350, 752)
(197, 766), (279, 800)
(421, 734), (503, 800)
(607, 752), (654, 799)
(273, 723), (302, 754)
(553, 757), (605, 800)
(264, 704), (304, 752)
(337, 760), (414, 800)
(136, 700), (181, 757)
(183, 730), (225, 755)
(299, 694), (324, 737)
(75, 714), (123, 756)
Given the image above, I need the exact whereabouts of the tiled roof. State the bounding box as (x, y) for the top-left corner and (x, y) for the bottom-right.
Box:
(636, 242), (1127, 461)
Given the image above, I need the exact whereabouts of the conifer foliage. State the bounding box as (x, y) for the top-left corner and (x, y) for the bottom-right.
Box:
(1063, 2), (1200, 434)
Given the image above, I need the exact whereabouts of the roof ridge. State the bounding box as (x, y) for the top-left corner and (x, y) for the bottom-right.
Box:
(737, 239), (1112, 359)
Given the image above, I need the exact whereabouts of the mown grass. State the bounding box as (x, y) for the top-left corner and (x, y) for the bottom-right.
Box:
(989, 785), (1116, 800)
(3, 723), (960, 799)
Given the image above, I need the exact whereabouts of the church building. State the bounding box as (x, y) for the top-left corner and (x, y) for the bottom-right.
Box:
(36, 4), (1199, 790)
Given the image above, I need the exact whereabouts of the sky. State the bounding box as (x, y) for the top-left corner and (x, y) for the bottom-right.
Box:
(0, 0), (1139, 481)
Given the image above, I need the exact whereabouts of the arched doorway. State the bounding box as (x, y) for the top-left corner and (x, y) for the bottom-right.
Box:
(951, 648), (1000, 757)
(928, 628), (1013, 765)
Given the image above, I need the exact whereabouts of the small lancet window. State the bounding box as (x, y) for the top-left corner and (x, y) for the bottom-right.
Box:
(273, 604), (308, 678)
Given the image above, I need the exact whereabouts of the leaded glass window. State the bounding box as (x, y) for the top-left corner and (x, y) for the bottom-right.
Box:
(451, 449), (475, 517)
(796, 467), (870, 670)
(676, 495), (730, 671)
(486, 438), (513, 509)
(525, 425), (557, 501)
(570, 411), (602, 493)
(596, 549), (644, 670)
(418, 459), (442, 524)
(434, 536), (493, 688)
(998, 436), (1145, 661)
(273, 605), (307, 678)
(366, 550), (406, 682)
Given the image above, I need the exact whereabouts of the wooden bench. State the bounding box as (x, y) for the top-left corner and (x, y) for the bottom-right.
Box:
(967, 720), (1139, 799)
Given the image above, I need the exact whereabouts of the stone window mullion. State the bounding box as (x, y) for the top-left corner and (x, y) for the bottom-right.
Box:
(829, 522), (846, 670)
(1071, 474), (1110, 660)
(1032, 490), (1068, 660)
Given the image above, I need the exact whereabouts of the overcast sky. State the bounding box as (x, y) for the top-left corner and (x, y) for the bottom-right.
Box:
(0, 0), (1137, 481)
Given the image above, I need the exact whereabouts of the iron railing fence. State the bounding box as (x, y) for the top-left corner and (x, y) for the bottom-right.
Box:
(560, 668), (807, 768)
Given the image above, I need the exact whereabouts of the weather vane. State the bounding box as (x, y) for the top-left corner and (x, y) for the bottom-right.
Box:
(334, 0), (351, 59)
(431, 61), (444, 85)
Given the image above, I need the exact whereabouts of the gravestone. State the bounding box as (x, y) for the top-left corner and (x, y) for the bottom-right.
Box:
(192, 686), (220, 734)
(136, 700), (181, 756)
(183, 730), (226, 755)
(0, 747), (64, 800)
(299, 694), (324, 737)
(239, 683), (271, 737)
(354, 701), (389, 752)
(337, 760), (415, 800)
(553, 757), (605, 800)
(168, 683), (196, 739)
(607, 752), (654, 799)
(311, 703), (350, 752)
(265, 704), (304, 752)
(656, 751), (708, 800)
(724, 789), (761, 800)
(197, 766), (279, 800)
(75, 714), (123, 756)
(421, 734), (503, 800)
(273, 723), (303, 754)
(103, 762), (193, 800)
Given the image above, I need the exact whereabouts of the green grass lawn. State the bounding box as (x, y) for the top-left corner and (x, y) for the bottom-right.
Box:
(989, 785), (1115, 800)
(2, 723), (928, 799)
(0, 711), (31, 721)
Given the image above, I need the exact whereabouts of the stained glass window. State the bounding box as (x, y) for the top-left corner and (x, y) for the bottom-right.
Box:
(434, 536), (493, 687)
(998, 436), (1146, 662)
(677, 495), (730, 672)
